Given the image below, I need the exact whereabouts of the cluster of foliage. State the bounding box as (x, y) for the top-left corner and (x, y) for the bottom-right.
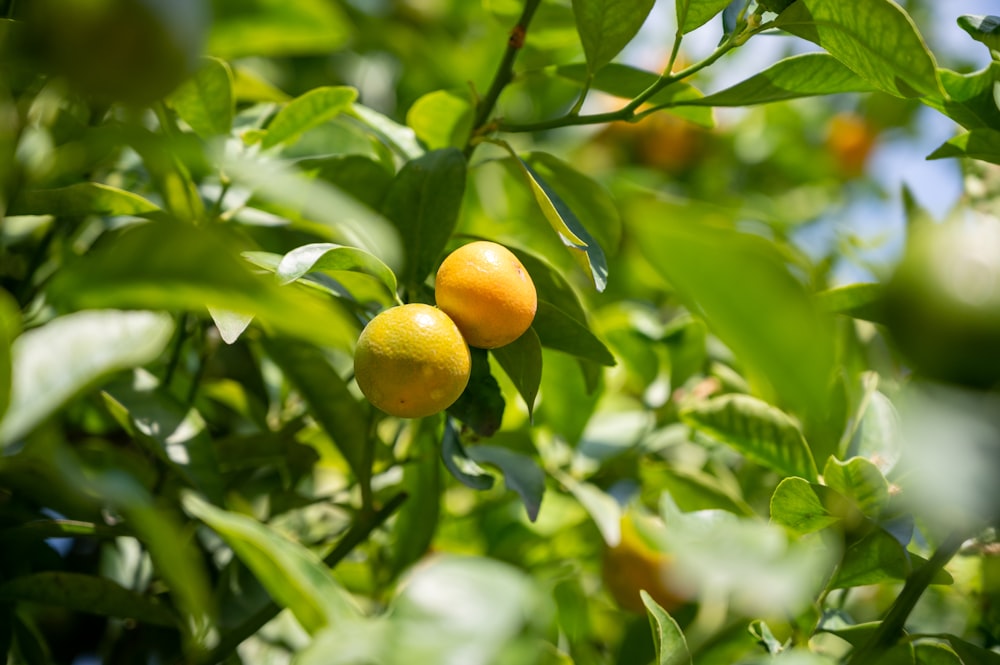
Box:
(2, 0), (1000, 663)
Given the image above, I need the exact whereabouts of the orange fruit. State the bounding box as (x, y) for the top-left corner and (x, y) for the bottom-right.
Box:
(354, 304), (471, 418)
(825, 112), (877, 178)
(434, 241), (537, 349)
(602, 512), (687, 614)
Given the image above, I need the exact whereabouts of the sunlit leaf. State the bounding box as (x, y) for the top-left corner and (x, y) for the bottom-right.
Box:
(169, 57), (234, 138)
(8, 183), (159, 217)
(46, 221), (363, 352)
(958, 15), (1000, 51)
(381, 148), (466, 292)
(681, 394), (819, 482)
(492, 328), (542, 418)
(770, 477), (840, 536)
(0, 572), (176, 627)
(0, 310), (173, 448)
(209, 0), (351, 58)
(642, 591), (691, 665)
(102, 369), (225, 505)
(348, 103), (425, 160)
(680, 53), (878, 107)
(572, 0), (656, 72)
(928, 63), (1000, 131)
(467, 444), (545, 521)
(262, 86), (358, 149)
(207, 307), (254, 345)
(182, 492), (360, 634)
(554, 471), (621, 546)
(823, 457), (889, 521)
(276, 243), (399, 302)
(406, 89), (474, 151)
(676, 0), (734, 34)
(928, 128), (1000, 165)
(776, 0), (942, 99)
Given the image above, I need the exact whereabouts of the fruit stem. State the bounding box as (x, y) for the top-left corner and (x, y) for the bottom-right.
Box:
(193, 491), (409, 665)
(844, 528), (967, 665)
(465, 0), (543, 156)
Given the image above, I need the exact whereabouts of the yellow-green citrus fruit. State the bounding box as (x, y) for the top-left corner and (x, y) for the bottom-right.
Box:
(354, 304), (471, 418)
(601, 513), (687, 614)
(434, 241), (537, 349)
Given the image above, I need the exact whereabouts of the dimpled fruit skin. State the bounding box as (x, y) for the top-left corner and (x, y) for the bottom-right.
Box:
(354, 304), (471, 418)
(434, 241), (537, 349)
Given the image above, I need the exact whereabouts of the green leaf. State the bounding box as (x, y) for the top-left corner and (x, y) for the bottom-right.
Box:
(298, 155), (394, 211)
(770, 477), (840, 535)
(0, 310), (173, 448)
(533, 301), (616, 367)
(831, 528), (912, 588)
(206, 307), (254, 345)
(0, 290), (19, 423)
(958, 15), (1000, 51)
(348, 103), (425, 160)
(262, 86), (358, 149)
(572, 0), (656, 72)
(168, 57), (234, 138)
(680, 53), (879, 107)
(776, 0), (942, 98)
(447, 347), (506, 438)
(677, 0), (735, 34)
(492, 328), (542, 418)
(627, 194), (836, 419)
(262, 338), (370, 482)
(0, 572), (176, 627)
(946, 635), (1000, 665)
(928, 128), (1000, 165)
(276, 243), (399, 302)
(507, 247), (589, 325)
(680, 394), (819, 482)
(102, 370), (225, 505)
(641, 463), (754, 515)
(915, 641), (963, 665)
(928, 63), (1000, 131)
(391, 418), (441, 577)
(524, 151), (622, 258)
(550, 62), (713, 127)
(182, 492), (359, 634)
(441, 417), (495, 490)
(815, 282), (885, 323)
(46, 221), (363, 352)
(467, 444), (546, 521)
(554, 470), (621, 546)
(497, 142), (608, 291)
(642, 591), (692, 665)
(823, 456), (889, 520)
(406, 89), (474, 151)
(8, 182), (160, 217)
(381, 148), (467, 291)
(209, 0), (351, 58)
(850, 389), (902, 472)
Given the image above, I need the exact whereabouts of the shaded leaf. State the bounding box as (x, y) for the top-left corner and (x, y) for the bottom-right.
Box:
(928, 63), (1000, 131)
(0, 290), (19, 423)
(682, 394), (818, 481)
(467, 444), (545, 521)
(832, 528), (953, 589)
(0, 572), (176, 627)
(680, 53), (878, 107)
(276, 243), (399, 301)
(441, 417), (494, 490)
(815, 282), (884, 323)
(169, 57), (234, 138)
(554, 470), (621, 546)
(642, 591), (692, 665)
(182, 492), (359, 634)
(946, 635), (1000, 665)
(298, 155), (394, 211)
(406, 89), (474, 151)
(928, 128), (1000, 165)
(572, 0), (656, 72)
(448, 348), (505, 438)
(0, 310), (173, 447)
(533, 301), (615, 367)
(348, 103), (425, 160)
(8, 183), (159, 217)
(492, 328), (542, 418)
(382, 148), (467, 291)
(391, 418), (441, 576)
(262, 86), (358, 149)
(770, 477), (840, 535)
(776, 0), (942, 99)
(262, 338), (370, 482)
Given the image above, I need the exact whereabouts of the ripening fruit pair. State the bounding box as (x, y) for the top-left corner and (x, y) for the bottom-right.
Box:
(354, 241), (537, 418)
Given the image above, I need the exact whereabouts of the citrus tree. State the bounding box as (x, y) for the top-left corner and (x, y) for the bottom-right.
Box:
(1, 0), (1000, 664)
